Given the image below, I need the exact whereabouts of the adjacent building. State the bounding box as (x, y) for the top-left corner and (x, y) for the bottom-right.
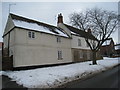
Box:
(57, 14), (99, 62)
(0, 42), (2, 70)
(114, 43), (120, 57)
(100, 38), (115, 57)
(0, 42), (2, 50)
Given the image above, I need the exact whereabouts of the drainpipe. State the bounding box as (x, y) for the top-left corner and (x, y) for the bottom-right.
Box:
(2, 42), (4, 60)
(8, 32), (10, 57)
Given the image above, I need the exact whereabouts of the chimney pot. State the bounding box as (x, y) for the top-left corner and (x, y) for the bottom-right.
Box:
(57, 13), (63, 24)
(88, 28), (91, 33)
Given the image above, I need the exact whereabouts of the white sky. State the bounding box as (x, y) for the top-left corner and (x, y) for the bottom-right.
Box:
(0, 0), (119, 43)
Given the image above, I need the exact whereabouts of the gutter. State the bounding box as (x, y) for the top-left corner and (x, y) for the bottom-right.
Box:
(2, 27), (15, 38)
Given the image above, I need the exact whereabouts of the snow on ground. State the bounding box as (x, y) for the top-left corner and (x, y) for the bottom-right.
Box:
(0, 71), (5, 76)
(0, 71), (2, 76)
(2, 57), (120, 88)
(103, 57), (119, 60)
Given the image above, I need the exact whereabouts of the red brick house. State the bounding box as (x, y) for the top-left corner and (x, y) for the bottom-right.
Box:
(100, 38), (115, 57)
(0, 42), (3, 50)
(114, 44), (120, 57)
(0, 42), (3, 70)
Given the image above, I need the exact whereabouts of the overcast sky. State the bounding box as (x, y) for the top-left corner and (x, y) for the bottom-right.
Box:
(0, 1), (119, 43)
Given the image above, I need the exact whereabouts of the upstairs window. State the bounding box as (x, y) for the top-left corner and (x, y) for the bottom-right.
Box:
(78, 39), (81, 46)
(32, 32), (35, 38)
(28, 31), (32, 38)
(57, 36), (61, 43)
(28, 31), (35, 38)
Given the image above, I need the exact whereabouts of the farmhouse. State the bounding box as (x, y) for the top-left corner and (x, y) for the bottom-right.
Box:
(114, 43), (120, 57)
(2, 13), (100, 70)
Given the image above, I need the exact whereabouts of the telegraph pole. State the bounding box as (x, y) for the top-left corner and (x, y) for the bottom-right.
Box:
(9, 3), (16, 13)
(8, 3), (16, 57)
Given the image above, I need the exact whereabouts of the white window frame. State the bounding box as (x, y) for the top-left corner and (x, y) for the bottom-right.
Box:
(28, 31), (32, 38)
(79, 50), (83, 58)
(78, 39), (81, 46)
(28, 31), (35, 38)
(57, 36), (61, 43)
(32, 32), (35, 38)
(58, 50), (63, 60)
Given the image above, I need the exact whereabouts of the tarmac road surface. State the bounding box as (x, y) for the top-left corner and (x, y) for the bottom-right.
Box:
(63, 65), (120, 88)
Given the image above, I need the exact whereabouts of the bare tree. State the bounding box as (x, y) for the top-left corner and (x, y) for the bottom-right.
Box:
(69, 8), (118, 64)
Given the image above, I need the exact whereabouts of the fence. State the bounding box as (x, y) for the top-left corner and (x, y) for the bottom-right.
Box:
(2, 43), (13, 71)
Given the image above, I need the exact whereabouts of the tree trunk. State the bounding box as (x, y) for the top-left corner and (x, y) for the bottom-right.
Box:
(92, 50), (97, 65)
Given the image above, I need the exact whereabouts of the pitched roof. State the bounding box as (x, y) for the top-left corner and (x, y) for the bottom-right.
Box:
(115, 44), (120, 50)
(102, 38), (113, 46)
(64, 24), (98, 40)
(10, 13), (68, 38)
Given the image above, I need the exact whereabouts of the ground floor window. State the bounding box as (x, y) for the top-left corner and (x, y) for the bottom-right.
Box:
(79, 50), (83, 58)
(58, 51), (63, 60)
(87, 51), (91, 60)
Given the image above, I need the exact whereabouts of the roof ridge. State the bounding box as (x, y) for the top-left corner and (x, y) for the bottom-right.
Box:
(64, 24), (85, 32)
(10, 13), (58, 29)
(9, 13), (68, 38)
(64, 24), (98, 40)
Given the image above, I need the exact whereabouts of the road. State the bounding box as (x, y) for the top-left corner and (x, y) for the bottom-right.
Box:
(63, 65), (120, 88)
(1, 65), (120, 89)
(2, 75), (27, 89)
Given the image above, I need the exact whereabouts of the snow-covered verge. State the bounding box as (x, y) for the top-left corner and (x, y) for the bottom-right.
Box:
(0, 71), (3, 76)
(1, 57), (120, 88)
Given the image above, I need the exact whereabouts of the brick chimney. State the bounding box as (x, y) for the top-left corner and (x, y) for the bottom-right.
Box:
(57, 13), (63, 24)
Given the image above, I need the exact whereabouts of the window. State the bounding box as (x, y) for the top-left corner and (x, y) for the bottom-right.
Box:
(32, 32), (35, 38)
(57, 37), (61, 43)
(87, 51), (90, 60)
(78, 39), (81, 46)
(79, 51), (83, 58)
(86, 42), (89, 47)
(28, 31), (35, 38)
(58, 51), (62, 60)
(28, 31), (32, 38)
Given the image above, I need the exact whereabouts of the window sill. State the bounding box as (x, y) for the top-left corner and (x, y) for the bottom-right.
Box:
(58, 58), (63, 60)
